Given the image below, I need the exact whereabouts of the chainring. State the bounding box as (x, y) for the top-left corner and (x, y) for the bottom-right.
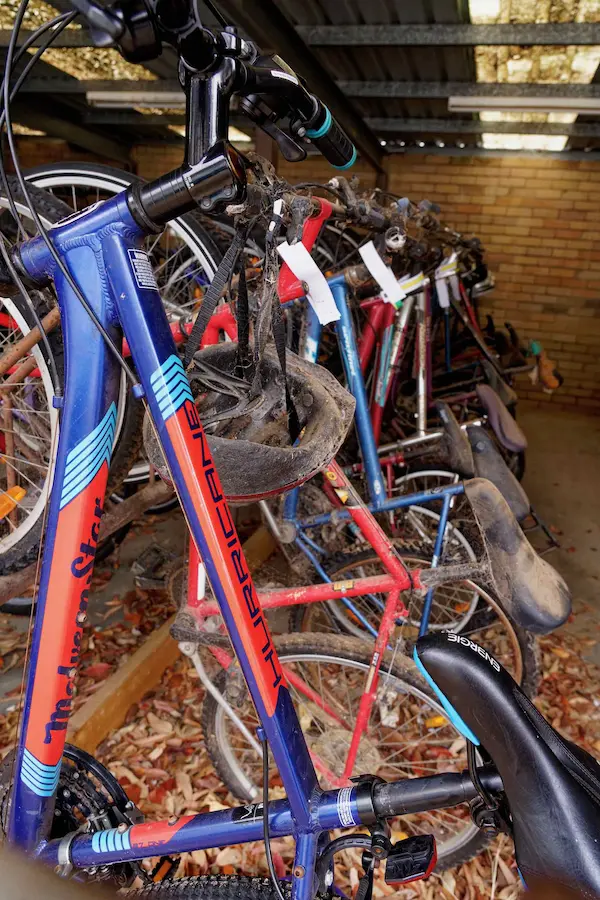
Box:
(0, 743), (148, 887)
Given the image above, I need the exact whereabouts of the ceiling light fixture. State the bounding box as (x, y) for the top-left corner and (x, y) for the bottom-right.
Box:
(449, 96), (600, 115)
(87, 91), (184, 108)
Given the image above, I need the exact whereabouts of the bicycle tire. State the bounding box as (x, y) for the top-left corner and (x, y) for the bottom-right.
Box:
(132, 874), (328, 899)
(201, 632), (492, 870)
(289, 547), (540, 698)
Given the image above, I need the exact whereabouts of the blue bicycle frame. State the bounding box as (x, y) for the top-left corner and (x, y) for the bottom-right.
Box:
(282, 272), (461, 639)
(6, 194), (379, 899)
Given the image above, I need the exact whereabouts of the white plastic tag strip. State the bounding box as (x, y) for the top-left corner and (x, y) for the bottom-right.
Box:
(434, 252), (459, 309)
(436, 251), (458, 281)
(398, 271), (427, 299)
(277, 241), (341, 325)
(358, 241), (406, 307)
(435, 277), (450, 309)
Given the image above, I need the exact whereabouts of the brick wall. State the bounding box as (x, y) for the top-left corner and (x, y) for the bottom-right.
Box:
(13, 137), (600, 412)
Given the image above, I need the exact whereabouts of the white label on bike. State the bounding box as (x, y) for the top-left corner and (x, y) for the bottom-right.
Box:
(271, 70), (299, 85)
(277, 241), (340, 325)
(337, 786), (357, 827)
(128, 249), (158, 291)
(435, 252), (458, 308)
(398, 271), (427, 295)
(269, 198), (284, 235)
(358, 241), (406, 306)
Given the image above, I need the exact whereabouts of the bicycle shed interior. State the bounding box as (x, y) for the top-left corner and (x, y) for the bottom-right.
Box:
(0, 0), (599, 898)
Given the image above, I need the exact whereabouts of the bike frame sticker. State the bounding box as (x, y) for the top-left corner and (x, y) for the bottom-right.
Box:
(128, 248), (159, 291)
(232, 803), (264, 822)
(337, 787), (357, 826)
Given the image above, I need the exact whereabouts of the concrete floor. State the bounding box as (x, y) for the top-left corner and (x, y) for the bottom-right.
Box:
(518, 403), (600, 656)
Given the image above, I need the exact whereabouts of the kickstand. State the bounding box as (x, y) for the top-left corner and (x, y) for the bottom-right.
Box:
(521, 506), (560, 555)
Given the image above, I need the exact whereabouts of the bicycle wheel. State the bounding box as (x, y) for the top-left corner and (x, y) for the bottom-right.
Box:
(289, 548), (539, 695)
(202, 632), (491, 870)
(25, 162), (224, 489)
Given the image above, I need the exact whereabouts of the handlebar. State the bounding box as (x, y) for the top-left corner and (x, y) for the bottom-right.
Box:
(68, 0), (357, 179)
(306, 104), (357, 169)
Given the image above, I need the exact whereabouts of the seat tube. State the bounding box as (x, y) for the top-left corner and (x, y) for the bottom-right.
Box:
(415, 290), (428, 437)
(329, 276), (386, 507)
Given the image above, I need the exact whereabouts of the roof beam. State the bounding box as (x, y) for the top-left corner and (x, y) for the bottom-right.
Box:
(340, 81), (600, 99)
(0, 28), (92, 47)
(214, 0), (384, 172)
(20, 78), (181, 94)
(12, 101), (131, 163)
(366, 118), (600, 138)
(83, 112), (600, 139)
(297, 23), (600, 46)
(21, 79), (600, 101)
(8, 22), (600, 49)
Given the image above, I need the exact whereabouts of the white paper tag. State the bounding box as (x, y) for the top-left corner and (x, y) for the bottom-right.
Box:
(277, 241), (340, 325)
(358, 241), (406, 306)
(398, 271), (427, 295)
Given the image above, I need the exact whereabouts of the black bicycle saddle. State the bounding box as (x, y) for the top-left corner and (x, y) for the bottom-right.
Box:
(476, 384), (527, 453)
(415, 632), (600, 898)
(464, 478), (570, 633)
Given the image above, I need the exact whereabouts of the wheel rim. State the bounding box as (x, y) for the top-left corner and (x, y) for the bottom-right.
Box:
(0, 295), (57, 552)
(213, 650), (481, 861)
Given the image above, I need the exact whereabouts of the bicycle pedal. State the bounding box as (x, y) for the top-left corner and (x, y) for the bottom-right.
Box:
(150, 855), (178, 883)
(384, 834), (437, 885)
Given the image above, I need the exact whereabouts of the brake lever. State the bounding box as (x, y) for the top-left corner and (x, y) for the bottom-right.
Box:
(240, 96), (306, 162)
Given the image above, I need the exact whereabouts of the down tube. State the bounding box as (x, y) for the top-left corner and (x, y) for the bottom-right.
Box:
(8, 256), (121, 851)
(106, 231), (318, 828)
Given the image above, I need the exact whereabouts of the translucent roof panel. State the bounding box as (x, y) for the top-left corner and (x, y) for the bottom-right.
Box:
(0, 0), (156, 81)
(469, 0), (600, 150)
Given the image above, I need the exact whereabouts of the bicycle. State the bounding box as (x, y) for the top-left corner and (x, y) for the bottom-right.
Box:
(0, 3), (586, 899)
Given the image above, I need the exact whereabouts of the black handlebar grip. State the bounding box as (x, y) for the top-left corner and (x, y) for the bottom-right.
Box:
(306, 104), (357, 170)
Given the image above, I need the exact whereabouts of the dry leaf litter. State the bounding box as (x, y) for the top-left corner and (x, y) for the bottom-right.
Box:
(0, 561), (598, 899)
